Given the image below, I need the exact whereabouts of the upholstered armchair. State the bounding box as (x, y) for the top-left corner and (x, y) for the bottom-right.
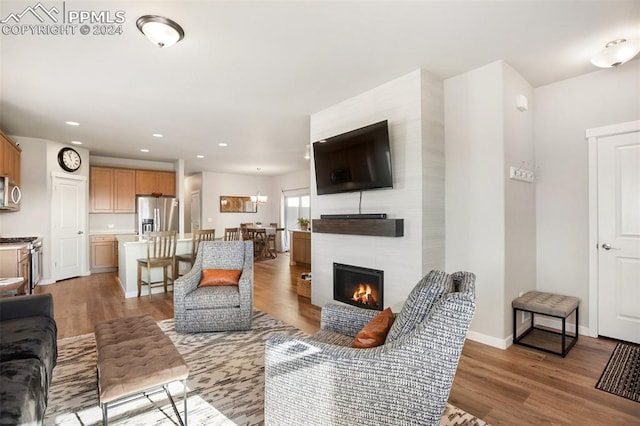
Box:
(264, 270), (476, 426)
(173, 241), (253, 333)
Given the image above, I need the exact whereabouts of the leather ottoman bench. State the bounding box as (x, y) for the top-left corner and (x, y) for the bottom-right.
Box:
(512, 291), (579, 357)
(95, 314), (189, 425)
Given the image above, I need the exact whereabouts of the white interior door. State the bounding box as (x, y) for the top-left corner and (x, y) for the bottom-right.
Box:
(52, 176), (87, 281)
(597, 130), (640, 344)
(191, 190), (201, 232)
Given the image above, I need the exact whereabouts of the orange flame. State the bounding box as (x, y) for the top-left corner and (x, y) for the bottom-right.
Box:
(352, 283), (378, 306)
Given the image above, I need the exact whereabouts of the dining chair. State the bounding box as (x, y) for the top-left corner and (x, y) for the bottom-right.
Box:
(175, 228), (216, 278)
(252, 228), (268, 258)
(224, 227), (240, 241)
(266, 227), (278, 258)
(137, 231), (177, 297)
(240, 223), (254, 241)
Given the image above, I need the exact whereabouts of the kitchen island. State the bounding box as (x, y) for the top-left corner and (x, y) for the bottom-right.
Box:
(116, 234), (194, 298)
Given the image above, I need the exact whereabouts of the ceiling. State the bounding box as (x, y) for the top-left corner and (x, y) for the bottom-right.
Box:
(1, 1), (638, 176)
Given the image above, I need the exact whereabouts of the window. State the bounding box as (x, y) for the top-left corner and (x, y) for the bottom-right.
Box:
(283, 194), (310, 251)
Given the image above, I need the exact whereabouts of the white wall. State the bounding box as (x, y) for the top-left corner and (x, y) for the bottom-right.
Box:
(201, 171), (279, 234)
(310, 69), (445, 312)
(445, 62), (507, 343)
(445, 61), (536, 346)
(421, 70), (446, 274)
(503, 63), (536, 337)
(534, 60), (640, 331)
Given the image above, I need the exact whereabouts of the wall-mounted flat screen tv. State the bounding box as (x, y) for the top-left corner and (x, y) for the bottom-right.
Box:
(313, 120), (393, 195)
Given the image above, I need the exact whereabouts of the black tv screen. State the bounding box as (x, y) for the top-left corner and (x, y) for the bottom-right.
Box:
(313, 120), (393, 195)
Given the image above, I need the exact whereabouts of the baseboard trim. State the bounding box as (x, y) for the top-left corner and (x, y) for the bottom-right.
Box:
(467, 330), (511, 349)
(534, 316), (590, 337)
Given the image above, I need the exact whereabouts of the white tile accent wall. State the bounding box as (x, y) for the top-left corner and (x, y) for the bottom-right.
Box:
(310, 69), (445, 312)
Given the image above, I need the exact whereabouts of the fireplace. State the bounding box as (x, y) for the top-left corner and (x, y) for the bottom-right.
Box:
(333, 263), (383, 311)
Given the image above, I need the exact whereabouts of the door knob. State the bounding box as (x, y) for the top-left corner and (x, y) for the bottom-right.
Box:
(77, 230), (84, 235)
(601, 243), (619, 250)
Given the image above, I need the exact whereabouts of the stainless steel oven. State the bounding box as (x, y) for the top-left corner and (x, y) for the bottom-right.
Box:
(0, 176), (21, 211)
(29, 239), (43, 293)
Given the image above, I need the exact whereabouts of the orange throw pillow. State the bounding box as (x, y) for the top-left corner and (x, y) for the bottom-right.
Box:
(199, 268), (242, 287)
(353, 307), (394, 348)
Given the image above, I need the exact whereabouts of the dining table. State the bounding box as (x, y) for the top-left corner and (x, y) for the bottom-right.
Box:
(246, 227), (284, 258)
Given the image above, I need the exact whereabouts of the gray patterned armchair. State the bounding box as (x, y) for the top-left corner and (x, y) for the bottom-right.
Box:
(264, 270), (476, 426)
(174, 241), (253, 333)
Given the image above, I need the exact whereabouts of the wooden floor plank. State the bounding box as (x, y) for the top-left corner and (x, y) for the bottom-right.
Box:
(35, 254), (640, 424)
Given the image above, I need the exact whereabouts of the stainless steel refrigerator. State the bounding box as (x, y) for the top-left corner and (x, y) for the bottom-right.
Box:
(136, 196), (179, 235)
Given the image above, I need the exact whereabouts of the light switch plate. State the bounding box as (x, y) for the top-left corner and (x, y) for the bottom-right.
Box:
(509, 166), (535, 183)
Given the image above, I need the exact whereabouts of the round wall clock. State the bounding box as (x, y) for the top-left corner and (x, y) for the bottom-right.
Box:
(58, 147), (82, 172)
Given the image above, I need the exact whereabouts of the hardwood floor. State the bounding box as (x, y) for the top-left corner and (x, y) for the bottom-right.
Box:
(36, 255), (639, 425)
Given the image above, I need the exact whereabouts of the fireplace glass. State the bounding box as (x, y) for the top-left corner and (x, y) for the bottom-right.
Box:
(333, 263), (383, 311)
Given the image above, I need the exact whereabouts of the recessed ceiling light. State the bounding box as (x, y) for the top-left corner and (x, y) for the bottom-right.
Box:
(152, 133), (163, 138)
(218, 143), (228, 147)
(66, 121), (79, 126)
(140, 149), (150, 153)
(71, 141), (83, 145)
(196, 155), (205, 159)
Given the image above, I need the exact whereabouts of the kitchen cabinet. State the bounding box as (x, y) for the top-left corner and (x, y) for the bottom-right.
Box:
(90, 235), (117, 272)
(0, 130), (21, 186)
(290, 230), (311, 266)
(90, 167), (136, 213)
(135, 170), (175, 196)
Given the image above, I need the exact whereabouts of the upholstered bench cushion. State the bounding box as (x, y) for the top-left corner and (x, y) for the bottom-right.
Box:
(512, 291), (579, 318)
(95, 314), (189, 404)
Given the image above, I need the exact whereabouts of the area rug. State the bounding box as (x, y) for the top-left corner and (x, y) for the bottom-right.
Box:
(596, 342), (640, 403)
(45, 311), (488, 425)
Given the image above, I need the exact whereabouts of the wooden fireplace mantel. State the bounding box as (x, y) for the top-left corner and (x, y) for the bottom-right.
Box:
(311, 219), (404, 237)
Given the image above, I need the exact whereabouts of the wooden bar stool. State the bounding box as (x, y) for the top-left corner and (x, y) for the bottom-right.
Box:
(175, 228), (215, 278)
(137, 231), (177, 297)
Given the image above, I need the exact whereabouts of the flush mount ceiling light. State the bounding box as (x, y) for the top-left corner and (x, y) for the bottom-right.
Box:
(590, 39), (640, 68)
(136, 15), (184, 48)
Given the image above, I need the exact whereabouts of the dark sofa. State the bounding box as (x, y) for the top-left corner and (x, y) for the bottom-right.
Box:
(0, 294), (57, 425)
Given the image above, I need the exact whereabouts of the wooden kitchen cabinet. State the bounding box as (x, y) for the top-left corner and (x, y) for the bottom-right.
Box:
(135, 170), (175, 196)
(0, 130), (21, 185)
(90, 235), (118, 272)
(90, 167), (136, 213)
(113, 169), (136, 212)
(290, 231), (311, 266)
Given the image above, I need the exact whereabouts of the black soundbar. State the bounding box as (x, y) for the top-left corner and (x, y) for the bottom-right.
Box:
(320, 213), (387, 220)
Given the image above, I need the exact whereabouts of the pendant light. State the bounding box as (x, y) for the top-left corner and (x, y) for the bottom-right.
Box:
(251, 168), (268, 204)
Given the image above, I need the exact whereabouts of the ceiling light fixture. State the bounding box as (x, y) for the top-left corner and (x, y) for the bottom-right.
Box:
(250, 168), (268, 204)
(152, 133), (163, 138)
(140, 149), (150, 153)
(71, 141), (83, 145)
(136, 15), (185, 48)
(66, 121), (79, 126)
(218, 143), (228, 147)
(590, 39), (640, 68)
(196, 155), (205, 159)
